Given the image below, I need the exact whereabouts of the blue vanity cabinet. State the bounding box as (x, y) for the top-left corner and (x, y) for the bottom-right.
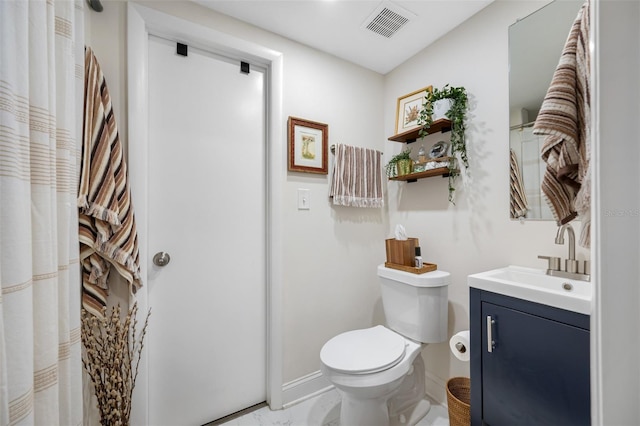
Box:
(470, 288), (590, 426)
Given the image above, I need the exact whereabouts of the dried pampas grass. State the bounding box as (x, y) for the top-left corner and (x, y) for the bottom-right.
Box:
(82, 302), (150, 426)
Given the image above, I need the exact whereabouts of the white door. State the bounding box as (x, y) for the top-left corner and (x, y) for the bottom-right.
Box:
(146, 35), (267, 425)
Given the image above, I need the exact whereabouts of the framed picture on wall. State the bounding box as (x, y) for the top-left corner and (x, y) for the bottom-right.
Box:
(395, 86), (432, 134)
(288, 116), (328, 174)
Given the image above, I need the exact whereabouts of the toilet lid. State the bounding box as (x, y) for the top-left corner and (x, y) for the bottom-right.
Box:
(320, 326), (406, 374)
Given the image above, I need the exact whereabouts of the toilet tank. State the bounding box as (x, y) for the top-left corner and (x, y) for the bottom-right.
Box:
(377, 264), (450, 343)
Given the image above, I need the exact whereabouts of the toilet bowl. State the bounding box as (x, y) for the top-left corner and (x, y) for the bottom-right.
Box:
(320, 326), (430, 426)
(320, 265), (450, 426)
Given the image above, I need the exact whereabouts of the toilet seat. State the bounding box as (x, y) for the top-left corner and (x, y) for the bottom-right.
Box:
(320, 326), (406, 374)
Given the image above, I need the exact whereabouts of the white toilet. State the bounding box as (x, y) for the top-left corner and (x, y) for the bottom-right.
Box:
(320, 264), (450, 426)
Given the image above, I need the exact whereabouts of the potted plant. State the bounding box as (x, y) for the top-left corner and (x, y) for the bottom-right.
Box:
(418, 84), (469, 203)
(385, 147), (413, 177)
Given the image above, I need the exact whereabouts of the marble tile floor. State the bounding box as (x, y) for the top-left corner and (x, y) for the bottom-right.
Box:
(215, 388), (450, 426)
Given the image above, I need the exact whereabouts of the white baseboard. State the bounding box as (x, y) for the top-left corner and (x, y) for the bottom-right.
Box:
(281, 371), (334, 409)
(280, 368), (449, 410)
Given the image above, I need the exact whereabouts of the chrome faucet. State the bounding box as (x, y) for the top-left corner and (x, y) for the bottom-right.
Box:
(555, 223), (576, 271)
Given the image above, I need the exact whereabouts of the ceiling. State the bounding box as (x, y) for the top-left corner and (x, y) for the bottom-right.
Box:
(195, 0), (494, 75)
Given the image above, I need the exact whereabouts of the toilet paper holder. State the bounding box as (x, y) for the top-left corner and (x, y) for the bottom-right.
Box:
(450, 330), (470, 362)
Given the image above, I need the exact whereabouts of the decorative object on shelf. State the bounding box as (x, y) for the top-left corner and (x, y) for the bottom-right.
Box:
(428, 140), (450, 159)
(288, 116), (329, 174)
(433, 99), (454, 121)
(425, 159), (450, 170)
(397, 158), (413, 176)
(385, 147), (413, 177)
(82, 302), (150, 426)
(417, 145), (427, 162)
(395, 86), (432, 134)
(418, 85), (469, 203)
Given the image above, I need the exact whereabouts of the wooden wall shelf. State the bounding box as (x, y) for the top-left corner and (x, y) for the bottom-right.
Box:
(388, 118), (452, 143)
(389, 167), (452, 182)
(388, 157), (455, 183)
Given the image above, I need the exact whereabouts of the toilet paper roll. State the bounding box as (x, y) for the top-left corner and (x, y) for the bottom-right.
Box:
(449, 330), (470, 362)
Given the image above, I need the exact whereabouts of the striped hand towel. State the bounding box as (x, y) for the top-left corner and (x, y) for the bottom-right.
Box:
(329, 144), (384, 208)
(509, 149), (529, 219)
(533, 0), (591, 247)
(79, 47), (141, 318)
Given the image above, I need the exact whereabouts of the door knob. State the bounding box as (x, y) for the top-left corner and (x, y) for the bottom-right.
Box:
(153, 252), (171, 267)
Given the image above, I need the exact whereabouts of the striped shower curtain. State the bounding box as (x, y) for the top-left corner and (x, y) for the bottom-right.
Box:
(0, 1), (84, 424)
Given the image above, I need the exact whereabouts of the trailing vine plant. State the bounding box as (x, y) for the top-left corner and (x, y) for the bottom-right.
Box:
(418, 84), (469, 203)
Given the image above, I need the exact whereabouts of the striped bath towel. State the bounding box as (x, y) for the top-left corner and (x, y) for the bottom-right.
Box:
(79, 47), (141, 318)
(533, 0), (591, 247)
(509, 149), (528, 219)
(329, 144), (384, 208)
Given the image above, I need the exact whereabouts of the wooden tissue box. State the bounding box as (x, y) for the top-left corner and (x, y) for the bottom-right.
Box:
(385, 238), (419, 267)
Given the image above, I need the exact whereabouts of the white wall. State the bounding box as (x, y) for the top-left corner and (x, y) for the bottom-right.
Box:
(383, 0), (591, 401)
(278, 41), (388, 384)
(594, 0), (640, 423)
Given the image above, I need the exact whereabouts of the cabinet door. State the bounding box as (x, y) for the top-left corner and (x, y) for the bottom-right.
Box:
(481, 301), (590, 426)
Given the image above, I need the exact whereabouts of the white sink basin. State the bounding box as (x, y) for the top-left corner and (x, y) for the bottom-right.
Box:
(468, 265), (591, 315)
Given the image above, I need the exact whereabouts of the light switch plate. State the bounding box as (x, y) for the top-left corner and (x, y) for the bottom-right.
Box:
(298, 189), (310, 210)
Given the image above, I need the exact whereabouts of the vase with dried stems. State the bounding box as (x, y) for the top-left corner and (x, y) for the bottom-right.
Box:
(82, 302), (150, 426)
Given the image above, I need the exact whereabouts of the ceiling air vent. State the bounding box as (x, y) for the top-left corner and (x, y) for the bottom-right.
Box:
(362, 1), (416, 39)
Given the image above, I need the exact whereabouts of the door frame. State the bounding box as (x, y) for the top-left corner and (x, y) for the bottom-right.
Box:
(127, 4), (284, 424)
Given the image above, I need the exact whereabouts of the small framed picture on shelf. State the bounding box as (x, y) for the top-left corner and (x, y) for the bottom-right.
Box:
(395, 86), (432, 134)
(288, 116), (328, 174)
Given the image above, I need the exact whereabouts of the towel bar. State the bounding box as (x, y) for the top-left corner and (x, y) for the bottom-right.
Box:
(330, 144), (382, 155)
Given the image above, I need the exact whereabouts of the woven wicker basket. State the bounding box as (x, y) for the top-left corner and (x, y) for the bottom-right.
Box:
(446, 377), (471, 426)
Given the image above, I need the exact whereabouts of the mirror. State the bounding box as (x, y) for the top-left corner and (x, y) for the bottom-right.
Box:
(508, 0), (583, 220)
